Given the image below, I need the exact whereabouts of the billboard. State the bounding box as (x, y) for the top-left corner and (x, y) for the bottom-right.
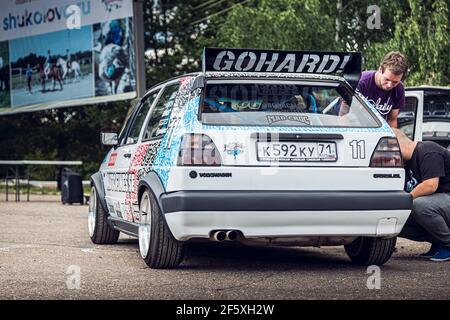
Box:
(0, 0), (138, 115)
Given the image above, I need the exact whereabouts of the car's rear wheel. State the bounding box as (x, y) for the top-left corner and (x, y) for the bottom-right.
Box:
(345, 236), (397, 266)
(88, 186), (119, 244)
(138, 189), (185, 269)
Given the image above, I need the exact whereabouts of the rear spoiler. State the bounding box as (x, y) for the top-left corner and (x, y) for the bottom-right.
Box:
(202, 47), (362, 89)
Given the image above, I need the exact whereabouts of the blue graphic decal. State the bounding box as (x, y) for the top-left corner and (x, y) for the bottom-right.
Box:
(224, 142), (244, 159)
(152, 77), (200, 188)
(201, 123), (390, 134)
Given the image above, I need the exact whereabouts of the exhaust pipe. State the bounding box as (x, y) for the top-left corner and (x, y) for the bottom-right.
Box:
(212, 230), (227, 242)
(226, 230), (238, 241)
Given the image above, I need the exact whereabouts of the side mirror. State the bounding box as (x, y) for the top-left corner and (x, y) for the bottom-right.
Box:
(100, 132), (118, 146)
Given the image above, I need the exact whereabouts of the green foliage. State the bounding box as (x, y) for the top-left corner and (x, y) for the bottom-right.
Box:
(201, 0), (336, 51)
(204, 0), (449, 86)
(389, 0), (449, 85)
(144, 0), (207, 87)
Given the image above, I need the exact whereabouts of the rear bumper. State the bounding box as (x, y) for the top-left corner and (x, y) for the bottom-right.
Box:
(160, 191), (412, 213)
(160, 191), (412, 241)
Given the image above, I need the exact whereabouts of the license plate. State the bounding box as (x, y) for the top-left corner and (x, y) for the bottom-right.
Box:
(257, 141), (337, 162)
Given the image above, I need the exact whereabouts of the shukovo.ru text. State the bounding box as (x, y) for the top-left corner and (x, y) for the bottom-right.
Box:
(176, 304), (275, 317)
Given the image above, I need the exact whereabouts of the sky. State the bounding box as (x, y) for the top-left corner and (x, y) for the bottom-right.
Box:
(10, 25), (92, 62)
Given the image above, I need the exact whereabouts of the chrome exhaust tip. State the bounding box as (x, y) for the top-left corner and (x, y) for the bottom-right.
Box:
(226, 230), (238, 241)
(212, 230), (227, 242)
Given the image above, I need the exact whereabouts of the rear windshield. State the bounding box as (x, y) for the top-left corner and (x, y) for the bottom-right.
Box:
(201, 80), (380, 128)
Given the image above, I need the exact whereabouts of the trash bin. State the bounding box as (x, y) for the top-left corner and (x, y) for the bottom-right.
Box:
(61, 168), (83, 205)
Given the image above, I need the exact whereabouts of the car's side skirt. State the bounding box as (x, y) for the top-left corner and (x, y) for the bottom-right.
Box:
(108, 216), (139, 237)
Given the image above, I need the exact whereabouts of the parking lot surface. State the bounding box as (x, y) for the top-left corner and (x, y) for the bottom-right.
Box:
(0, 194), (449, 300)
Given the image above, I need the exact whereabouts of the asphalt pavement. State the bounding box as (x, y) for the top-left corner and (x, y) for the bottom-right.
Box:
(0, 194), (449, 300)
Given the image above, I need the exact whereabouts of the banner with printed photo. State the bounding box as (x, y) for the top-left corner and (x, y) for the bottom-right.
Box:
(0, 0), (138, 115)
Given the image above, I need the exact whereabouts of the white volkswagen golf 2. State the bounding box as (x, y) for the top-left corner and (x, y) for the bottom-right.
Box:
(88, 48), (412, 268)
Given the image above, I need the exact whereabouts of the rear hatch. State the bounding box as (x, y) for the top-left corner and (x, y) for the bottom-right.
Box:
(169, 79), (405, 192)
(201, 79), (384, 168)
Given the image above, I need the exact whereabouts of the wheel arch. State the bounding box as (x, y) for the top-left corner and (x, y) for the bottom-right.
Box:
(90, 172), (109, 215)
(137, 171), (166, 212)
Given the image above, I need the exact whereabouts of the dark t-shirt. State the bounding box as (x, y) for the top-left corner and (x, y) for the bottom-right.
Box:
(357, 71), (405, 119)
(405, 141), (450, 193)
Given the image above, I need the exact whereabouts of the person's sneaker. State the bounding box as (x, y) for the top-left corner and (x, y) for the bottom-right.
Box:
(430, 246), (450, 262)
(419, 244), (439, 258)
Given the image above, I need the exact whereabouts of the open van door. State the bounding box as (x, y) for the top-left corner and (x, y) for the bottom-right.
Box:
(399, 90), (424, 141)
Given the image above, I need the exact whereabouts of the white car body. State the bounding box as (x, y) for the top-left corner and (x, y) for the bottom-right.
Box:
(89, 48), (413, 268)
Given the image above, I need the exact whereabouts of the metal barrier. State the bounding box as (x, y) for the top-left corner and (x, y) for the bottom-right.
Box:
(0, 160), (82, 201)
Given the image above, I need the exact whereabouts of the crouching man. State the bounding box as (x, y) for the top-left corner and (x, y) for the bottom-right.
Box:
(394, 129), (450, 261)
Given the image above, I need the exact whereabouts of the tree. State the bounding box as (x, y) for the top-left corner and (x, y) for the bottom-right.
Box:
(201, 0), (337, 51)
(144, 0), (212, 87)
(392, 0), (448, 85)
(203, 0), (449, 86)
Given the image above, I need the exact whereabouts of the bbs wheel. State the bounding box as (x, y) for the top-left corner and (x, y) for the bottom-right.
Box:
(88, 186), (119, 244)
(138, 189), (184, 269)
(345, 236), (397, 266)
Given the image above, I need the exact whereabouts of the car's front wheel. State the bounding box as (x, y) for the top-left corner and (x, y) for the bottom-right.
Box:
(345, 236), (397, 266)
(138, 189), (185, 269)
(88, 186), (120, 244)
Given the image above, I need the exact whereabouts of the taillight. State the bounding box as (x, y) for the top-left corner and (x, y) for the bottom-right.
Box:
(177, 134), (222, 166)
(370, 137), (403, 167)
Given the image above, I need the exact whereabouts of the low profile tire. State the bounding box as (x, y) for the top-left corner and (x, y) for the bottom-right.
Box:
(138, 189), (184, 269)
(88, 186), (119, 244)
(345, 236), (397, 266)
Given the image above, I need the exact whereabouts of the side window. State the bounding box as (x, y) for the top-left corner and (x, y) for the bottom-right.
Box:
(123, 91), (159, 145)
(143, 83), (180, 140)
(117, 102), (138, 145)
